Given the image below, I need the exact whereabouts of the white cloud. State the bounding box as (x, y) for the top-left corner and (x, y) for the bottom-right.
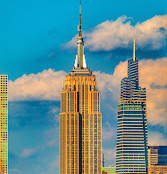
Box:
(20, 148), (36, 158)
(9, 58), (167, 126)
(9, 69), (67, 101)
(139, 58), (167, 125)
(9, 169), (23, 174)
(103, 122), (116, 142)
(40, 155), (59, 174)
(66, 15), (167, 51)
(94, 60), (127, 101)
(43, 127), (59, 148)
(148, 131), (167, 146)
(49, 107), (60, 123)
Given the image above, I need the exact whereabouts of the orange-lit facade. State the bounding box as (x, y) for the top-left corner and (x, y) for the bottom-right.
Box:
(60, 75), (102, 173)
(148, 166), (167, 174)
(59, 3), (102, 174)
(0, 159), (4, 174)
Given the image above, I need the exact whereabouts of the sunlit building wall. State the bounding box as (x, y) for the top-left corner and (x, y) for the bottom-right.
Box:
(0, 75), (8, 174)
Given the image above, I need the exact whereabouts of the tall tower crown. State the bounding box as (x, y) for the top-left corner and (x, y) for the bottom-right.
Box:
(74, 0), (87, 69)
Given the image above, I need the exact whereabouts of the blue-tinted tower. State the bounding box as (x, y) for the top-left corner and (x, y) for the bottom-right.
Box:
(116, 40), (148, 174)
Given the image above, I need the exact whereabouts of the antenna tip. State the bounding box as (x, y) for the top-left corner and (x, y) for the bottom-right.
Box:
(79, 0), (82, 14)
(133, 38), (136, 60)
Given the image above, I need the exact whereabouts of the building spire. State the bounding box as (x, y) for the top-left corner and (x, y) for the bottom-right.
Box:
(133, 38), (136, 61)
(78, 0), (82, 36)
(103, 153), (105, 167)
(74, 0), (87, 69)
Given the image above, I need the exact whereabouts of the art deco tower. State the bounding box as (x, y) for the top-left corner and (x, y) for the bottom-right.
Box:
(116, 40), (148, 174)
(59, 3), (102, 174)
(0, 75), (8, 174)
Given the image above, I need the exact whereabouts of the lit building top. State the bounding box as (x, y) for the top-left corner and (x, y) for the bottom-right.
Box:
(121, 40), (146, 100)
(69, 1), (92, 76)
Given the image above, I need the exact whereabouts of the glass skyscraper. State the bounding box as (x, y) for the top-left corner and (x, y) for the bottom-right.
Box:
(116, 41), (148, 174)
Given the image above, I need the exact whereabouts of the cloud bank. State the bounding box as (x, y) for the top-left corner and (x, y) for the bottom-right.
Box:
(9, 69), (67, 101)
(9, 58), (167, 126)
(148, 131), (167, 146)
(20, 148), (36, 158)
(139, 58), (167, 125)
(66, 15), (167, 51)
(103, 122), (116, 143)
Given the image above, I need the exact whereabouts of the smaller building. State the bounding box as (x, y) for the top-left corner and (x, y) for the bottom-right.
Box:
(148, 146), (167, 166)
(148, 165), (167, 174)
(148, 146), (167, 174)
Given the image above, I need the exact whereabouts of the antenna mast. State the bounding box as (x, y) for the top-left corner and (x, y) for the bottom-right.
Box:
(133, 38), (136, 61)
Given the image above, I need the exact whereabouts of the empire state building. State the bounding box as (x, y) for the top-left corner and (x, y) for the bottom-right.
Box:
(59, 3), (102, 174)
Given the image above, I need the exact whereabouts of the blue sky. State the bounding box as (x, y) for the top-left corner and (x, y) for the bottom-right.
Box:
(0, 0), (166, 173)
(0, 0), (166, 79)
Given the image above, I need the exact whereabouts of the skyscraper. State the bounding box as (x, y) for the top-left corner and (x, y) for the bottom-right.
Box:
(59, 3), (102, 174)
(116, 40), (148, 174)
(0, 75), (8, 174)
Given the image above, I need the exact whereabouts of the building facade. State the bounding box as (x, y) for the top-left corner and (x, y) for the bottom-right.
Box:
(148, 165), (167, 174)
(0, 75), (8, 174)
(148, 146), (167, 166)
(116, 41), (148, 174)
(59, 4), (102, 174)
(148, 146), (167, 174)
